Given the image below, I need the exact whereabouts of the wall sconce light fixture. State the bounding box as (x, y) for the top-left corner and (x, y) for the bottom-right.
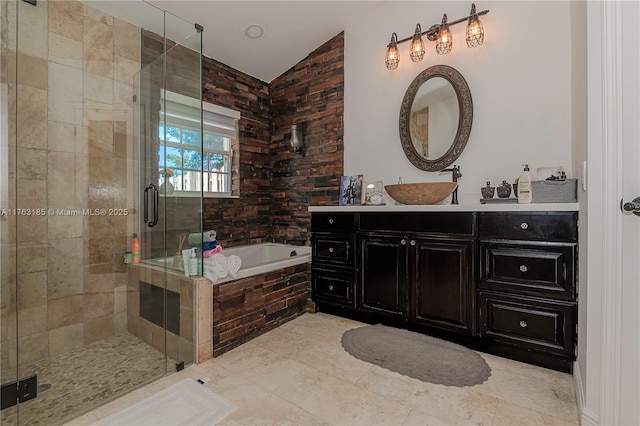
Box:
(385, 3), (489, 70)
(410, 24), (425, 62)
(435, 14), (452, 55)
(290, 124), (303, 154)
(385, 33), (400, 70)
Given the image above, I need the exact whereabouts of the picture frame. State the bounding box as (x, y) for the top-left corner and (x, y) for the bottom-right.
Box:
(339, 175), (363, 206)
(362, 181), (384, 205)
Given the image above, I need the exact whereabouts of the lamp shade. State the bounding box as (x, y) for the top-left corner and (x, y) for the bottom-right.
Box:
(436, 14), (452, 55)
(410, 24), (425, 62)
(466, 3), (484, 47)
(385, 32), (400, 70)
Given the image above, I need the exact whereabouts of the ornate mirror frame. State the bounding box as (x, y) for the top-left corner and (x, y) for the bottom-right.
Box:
(399, 65), (473, 172)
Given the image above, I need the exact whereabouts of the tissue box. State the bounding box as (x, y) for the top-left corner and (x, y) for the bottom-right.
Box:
(532, 179), (578, 203)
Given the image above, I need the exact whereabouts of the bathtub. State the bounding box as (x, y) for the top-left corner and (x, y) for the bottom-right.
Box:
(143, 243), (311, 284)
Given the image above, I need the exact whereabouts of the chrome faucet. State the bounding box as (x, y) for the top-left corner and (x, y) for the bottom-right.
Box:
(440, 165), (462, 205)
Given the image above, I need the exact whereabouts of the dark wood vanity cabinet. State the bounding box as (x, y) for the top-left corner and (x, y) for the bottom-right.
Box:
(357, 212), (477, 334)
(359, 234), (408, 318)
(478, 212), (578, 368)
(357, 232), (475, 334)
(311, 213), (357, 308)
(310, 210), (578, 372)
(411, 238), (475, 334)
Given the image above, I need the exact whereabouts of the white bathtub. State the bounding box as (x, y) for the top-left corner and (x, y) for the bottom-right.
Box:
(144, 243), (311, 284)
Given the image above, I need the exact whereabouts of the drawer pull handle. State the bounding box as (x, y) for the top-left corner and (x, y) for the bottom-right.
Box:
(519, 320), (528, 328)
(410, 240), (416, 246)
(401, 239), (407, 245)
(328, 218), (334, 224)
(520, 265), (528, 273)
(520, 222), (529, 230)
(328, 285), (334, 291)
(329, 247), (334, 253)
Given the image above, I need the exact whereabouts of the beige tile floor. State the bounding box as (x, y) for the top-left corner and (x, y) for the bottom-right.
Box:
(66, 313), (579, 425)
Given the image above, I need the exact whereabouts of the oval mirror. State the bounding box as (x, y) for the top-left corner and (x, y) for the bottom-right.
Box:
(399, 65), (473, 172)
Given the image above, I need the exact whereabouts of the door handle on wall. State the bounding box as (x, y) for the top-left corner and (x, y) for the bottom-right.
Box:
(144, 183), (159, 227)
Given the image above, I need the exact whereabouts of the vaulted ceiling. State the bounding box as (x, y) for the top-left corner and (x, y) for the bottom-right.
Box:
(89, 1), (382, 82)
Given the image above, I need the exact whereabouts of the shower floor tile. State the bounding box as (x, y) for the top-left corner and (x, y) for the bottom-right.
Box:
(3, 332), (175, 426)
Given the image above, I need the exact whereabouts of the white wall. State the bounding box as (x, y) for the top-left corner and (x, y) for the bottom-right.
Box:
(344, 1), (573, 203)
(570, 0), (589, 419)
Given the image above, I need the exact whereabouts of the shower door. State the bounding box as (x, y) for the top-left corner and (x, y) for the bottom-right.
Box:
(0, 1), (201, 424)
(133, 11), (203, 371)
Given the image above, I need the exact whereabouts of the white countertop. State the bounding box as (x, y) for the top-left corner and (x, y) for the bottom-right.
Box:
(308, 202), (579, 212)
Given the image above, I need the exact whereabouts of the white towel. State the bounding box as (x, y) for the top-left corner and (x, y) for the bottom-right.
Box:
(227, 255), (242, 278)
(203, 230), (217, 242)
(213, 254), (228, 279)
(203, 259), (218, 283)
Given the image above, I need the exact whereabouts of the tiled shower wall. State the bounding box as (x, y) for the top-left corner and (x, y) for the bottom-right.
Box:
(0, 0), (139, 373)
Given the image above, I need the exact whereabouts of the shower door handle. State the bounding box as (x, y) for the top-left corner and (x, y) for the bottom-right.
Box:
(144, 183), (159, 227)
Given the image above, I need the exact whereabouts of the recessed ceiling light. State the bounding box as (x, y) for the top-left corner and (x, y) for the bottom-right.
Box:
(245, 24), (264, 39)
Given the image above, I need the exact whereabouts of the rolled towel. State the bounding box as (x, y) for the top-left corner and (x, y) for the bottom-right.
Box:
(203, 260), (218, 283)
(201, 240), (218, 251)
(187, 230), (217, 245)
(202, 245), (222, 258)
(212, 254), (228, 279)
(228, 255), (242, 278)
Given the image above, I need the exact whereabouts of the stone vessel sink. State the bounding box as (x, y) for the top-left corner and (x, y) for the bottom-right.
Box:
(384, 182), (457, 205)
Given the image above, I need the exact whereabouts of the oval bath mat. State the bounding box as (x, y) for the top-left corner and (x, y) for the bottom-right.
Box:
(341, 324), (491, 387)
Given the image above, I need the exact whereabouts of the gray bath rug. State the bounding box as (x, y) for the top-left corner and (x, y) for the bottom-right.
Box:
(96, 379), (237, 425)
(341, 324), (491, 387)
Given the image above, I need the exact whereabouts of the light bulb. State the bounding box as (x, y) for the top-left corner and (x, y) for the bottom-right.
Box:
(385, 32), (400, 70)
(466, 3), (485, 48)
(436, 14), (452, 55)
(410, 24), (425, 62)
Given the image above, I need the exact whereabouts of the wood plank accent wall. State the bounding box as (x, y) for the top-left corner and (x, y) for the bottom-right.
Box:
(201, 56), (273, 247)
(269, 32), (344, 245)
(141, 30), (344, 248)
(212, 263), (311, 356)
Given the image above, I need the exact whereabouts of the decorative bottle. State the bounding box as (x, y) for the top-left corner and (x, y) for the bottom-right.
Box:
(132, 233), (141, 264)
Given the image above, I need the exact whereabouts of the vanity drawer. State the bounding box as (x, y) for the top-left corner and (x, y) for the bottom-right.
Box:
(359, 212), (476, 236)
(479, 212), (577, 242)
(311, 213), (356, 232)
(313, 236), (355, 266)
(479, 291), (575, 357)
(313, 268), (355, 307)
(480, 242), (575, 300)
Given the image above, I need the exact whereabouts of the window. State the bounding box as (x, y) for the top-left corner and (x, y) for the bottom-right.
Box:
(159, 91), (240, 196)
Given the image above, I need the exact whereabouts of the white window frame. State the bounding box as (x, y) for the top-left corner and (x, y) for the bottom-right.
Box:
(160, 91), (240, 198)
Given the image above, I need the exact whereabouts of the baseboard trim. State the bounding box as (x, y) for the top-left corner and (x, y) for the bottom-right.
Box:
(574, 361), (600, 425)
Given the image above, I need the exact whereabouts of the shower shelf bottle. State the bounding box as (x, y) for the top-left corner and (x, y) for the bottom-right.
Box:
(131, 233), (140, 264)
(517, 164), (534, 204)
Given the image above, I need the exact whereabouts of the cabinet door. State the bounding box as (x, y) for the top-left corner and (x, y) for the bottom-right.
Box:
(359, 234), (408, 318)
(411, 238), (475, 334)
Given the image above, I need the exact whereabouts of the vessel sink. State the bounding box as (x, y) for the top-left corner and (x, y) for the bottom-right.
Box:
(384, 182), (457, 205)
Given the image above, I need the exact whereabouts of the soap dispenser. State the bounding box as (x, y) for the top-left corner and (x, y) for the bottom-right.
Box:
(517, 164), (535, 204)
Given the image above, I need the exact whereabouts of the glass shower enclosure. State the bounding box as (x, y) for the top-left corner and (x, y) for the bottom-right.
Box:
(0, 1), (203, 424)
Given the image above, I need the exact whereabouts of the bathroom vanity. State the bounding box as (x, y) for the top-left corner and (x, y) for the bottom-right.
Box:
(309, 204), (579, 372)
